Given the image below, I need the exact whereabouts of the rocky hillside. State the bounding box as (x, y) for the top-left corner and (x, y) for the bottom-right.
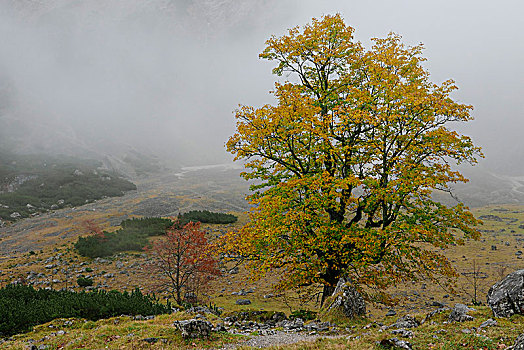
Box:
(0, 152), (137, 224)
(0, 166), (524, 348)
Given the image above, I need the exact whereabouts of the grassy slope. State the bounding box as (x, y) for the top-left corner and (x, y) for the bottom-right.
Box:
(0, 204), (523, 348)
(1, 306), (522, 349)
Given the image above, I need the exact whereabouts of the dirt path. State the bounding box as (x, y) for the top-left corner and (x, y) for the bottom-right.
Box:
(217, 331), (345, 349)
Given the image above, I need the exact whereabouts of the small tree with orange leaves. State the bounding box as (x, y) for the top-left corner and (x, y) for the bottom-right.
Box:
(145, 221), (220, 306)
(226, 14), (482, 305)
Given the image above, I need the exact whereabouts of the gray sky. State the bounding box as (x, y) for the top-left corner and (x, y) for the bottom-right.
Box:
(0, 0), (522, 171)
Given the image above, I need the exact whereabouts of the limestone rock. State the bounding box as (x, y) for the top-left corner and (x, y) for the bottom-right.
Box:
(174, 319), (213, 338)
(448, 303), (475, 322)
(326, 277), (366, 318)
(478, 318), (497, 329)
(421, 307), (448, 325)
(509, 333), (524, 350)
(378, 338), (413, 349)
(391, 329), (413, 338)
(487, 269), (524, 317)
(388, 315), (419, 329)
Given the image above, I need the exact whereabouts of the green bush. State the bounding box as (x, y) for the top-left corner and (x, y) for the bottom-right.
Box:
(120, 217), (172, 236)
(77, 277), (93, 287)
(178, 210), (237, 225)
(289, 309), (317, 321)
(74, 217), (173, 258)
(0, 284), (171, 337)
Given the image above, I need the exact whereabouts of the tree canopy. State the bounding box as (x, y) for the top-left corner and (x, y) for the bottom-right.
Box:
(226, 14), (482, 303)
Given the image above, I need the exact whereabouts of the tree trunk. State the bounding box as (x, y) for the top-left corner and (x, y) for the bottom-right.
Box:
(176, 287), (182, 305)
(321, 283), (336, 307)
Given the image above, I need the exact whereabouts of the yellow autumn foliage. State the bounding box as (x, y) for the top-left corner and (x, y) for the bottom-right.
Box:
(225, 14), (482, 303)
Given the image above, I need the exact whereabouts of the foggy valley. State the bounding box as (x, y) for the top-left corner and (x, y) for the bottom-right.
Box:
(1, 1), (524, 349)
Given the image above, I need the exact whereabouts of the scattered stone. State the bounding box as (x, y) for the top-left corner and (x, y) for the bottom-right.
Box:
(213, 324), (227, 332)
(421, 308), (448, 324)
(448, 303), (475, 322)
(281, 318), (304, 330)
(479, 215), (503, 221)
(174, 319), (213, 338)
(391, 329), (413, 338)
(479, 318), (497, 329)
(431, 301), (445, 307)
(304, 321), (331, 332)
(487, 269), (524, 317)
(236, 299), (252, 305)
(461, 328), (471, 334)
(386, 310), (397, 317)
(229, 267), (239, 274)
(326, 277), (366, 318)
(185, 306), (214, 315)
(388, 315), (419, 329)
(232, 289), (248, 296)
(378, 338), (413, 349)
(509, 333), (524, 349)
(492, 245), (498, 251)
(142, 337), (158, 344)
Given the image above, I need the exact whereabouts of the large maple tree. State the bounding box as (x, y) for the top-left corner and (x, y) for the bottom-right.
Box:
(226, 14), (482, 303)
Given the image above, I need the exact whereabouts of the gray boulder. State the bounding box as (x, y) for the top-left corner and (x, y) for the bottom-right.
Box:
(378, 338), (413, 349)
(388, 315), (419, 329)
(478, 318), (497, 329)
(236, 299), (251, 305)
(326, 277), (366, 318)
(509, 333), (524, 350)
(173, 319), (213, 338)
(448, 303), (475, 322)
(390, 329), (413, 338)
(281, 318), (304, 330)
(487, 269), (524, 317)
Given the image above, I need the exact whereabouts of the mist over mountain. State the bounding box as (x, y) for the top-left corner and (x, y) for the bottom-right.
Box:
(0, 0), (288, 165)
(1, 0), (524, 206)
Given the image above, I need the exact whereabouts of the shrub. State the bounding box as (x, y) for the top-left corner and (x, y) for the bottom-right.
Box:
(0, 285), (171, 336)
(77, 277), (93, 287)
(74, 217), (173, 258)
(177, 210), (237, 225)
(120, 217), (172, 236)
(289, 309), (317, 321)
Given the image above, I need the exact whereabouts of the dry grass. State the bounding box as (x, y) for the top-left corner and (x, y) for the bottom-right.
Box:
(1, 181), (524, 349)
